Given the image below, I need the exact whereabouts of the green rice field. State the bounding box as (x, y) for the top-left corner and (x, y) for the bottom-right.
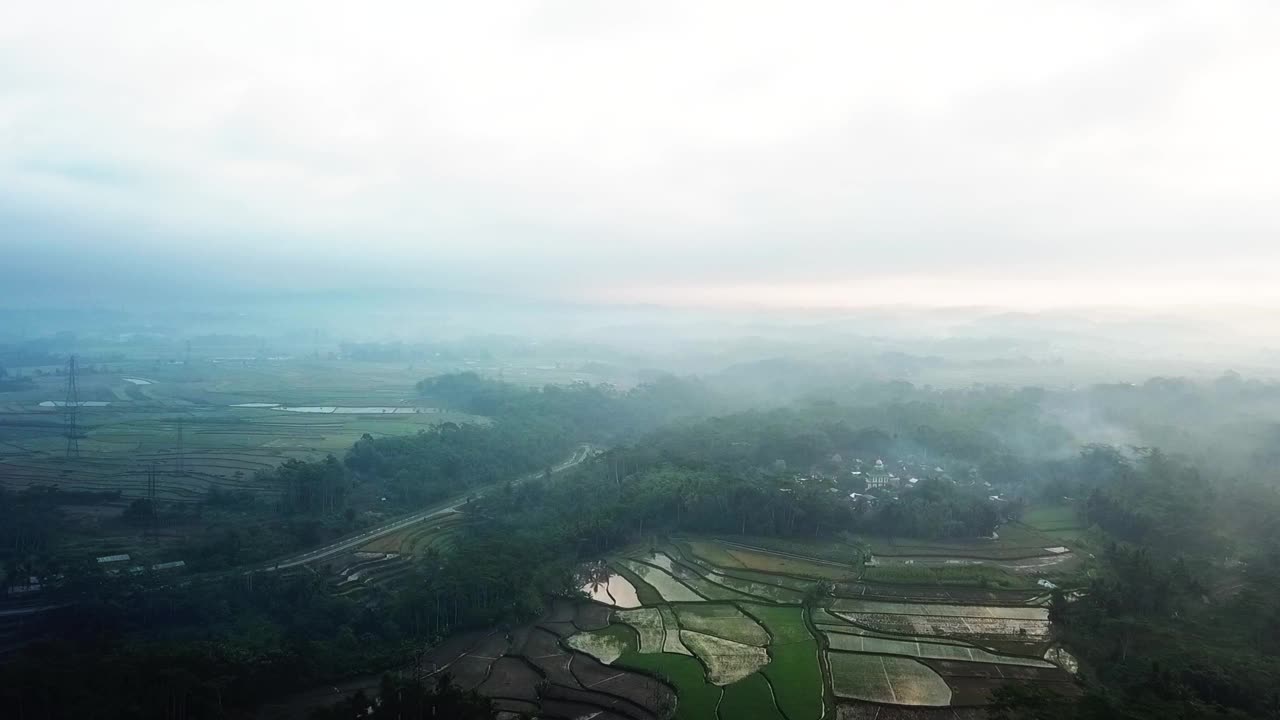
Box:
(560, 530), (1080, 718)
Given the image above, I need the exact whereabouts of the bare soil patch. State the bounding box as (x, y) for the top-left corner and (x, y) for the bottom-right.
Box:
(575, 602), (613, 631)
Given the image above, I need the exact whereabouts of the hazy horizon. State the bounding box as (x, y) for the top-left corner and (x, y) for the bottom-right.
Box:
(5, 1), (1280, 310)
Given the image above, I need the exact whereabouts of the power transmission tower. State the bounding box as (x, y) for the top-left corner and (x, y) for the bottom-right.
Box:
(146, 463), (159, 541)
(64, 355), (80, 459)
(174, 416), (185, 477)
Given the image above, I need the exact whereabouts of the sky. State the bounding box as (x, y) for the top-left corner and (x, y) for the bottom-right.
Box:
(3, 1), (1280, 309)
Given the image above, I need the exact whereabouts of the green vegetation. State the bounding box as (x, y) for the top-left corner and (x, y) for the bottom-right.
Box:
(674, 603), (770, 646)
(616, 650), (723, 720)
(762, 640), (825, 720)
(737, 604), (825, 720)
(861, 562), (1033, 589)
(740, 603), (813, 644)
(658, 605), (693, 654)
(719, 672), (786, 720)
(12, 363), (1280, 719)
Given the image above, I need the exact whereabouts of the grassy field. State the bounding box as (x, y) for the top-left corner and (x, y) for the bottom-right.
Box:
(1020, 505), (1084, 532)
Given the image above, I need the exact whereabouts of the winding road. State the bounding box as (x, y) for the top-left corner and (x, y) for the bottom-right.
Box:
(259, 444), (596, 572)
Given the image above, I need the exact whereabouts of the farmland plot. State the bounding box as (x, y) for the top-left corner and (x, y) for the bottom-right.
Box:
(719, 673), (786, 720)
(738, 604), (826, 720)
(609, 562), (664, 606)
(836, 612), (1051, 640)
(672, 545), (806, 601)
(827, 652), (952, 706)
(634, 551), (756, 601)
(822, 632), (1055, 668)
(740, 603), (812, 644)
(617, 651), (721, 720)
(567, 625), (633, 665)
(582, 572), (643, 609)
(679, 630), (769, 685)
(722, 546), (854, 580)
(830, 599), (1051, 640)
(658, 606), (693, 655)
(675, 604), (770, 647)
(617, 559), (704, 602)
(830, 599), (1049, 621)
(617, 608), (666, 653)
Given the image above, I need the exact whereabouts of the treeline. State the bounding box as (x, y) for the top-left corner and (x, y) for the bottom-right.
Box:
(0, 487), (63, 563)
(0, 572), (413, 718)
(343, 420), (570, 508)
(998, 454), (1280, 717)
(0, 363), (36, 391)
(310, 675), (494, 720)
(416, 371), (723, 443)
(20, 371), (1275, 717)
(1033, 540), (1280, 719)
(245, 373), (723, 519)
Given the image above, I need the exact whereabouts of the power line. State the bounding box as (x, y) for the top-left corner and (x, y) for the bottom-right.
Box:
(146, 463), (159, 541)
(64, 355), (80, 459)
(174, 415), (185, 477)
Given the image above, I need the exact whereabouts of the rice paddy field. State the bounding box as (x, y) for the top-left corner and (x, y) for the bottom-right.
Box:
(0, 360), (486, 504)
(547, 528), (1082, 719)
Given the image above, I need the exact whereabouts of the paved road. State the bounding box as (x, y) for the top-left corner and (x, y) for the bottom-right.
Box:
(260, 445), (595, 572)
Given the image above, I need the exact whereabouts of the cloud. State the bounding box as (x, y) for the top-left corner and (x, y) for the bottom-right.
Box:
(2, 1), (1279, 307)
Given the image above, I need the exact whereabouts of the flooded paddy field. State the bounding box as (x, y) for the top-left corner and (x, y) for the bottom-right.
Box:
(538, 531), (1082, 718)
(269, 518), (1082, 718)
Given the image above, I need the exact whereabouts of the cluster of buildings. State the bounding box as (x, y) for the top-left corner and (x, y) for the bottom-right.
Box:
(96, 553), (186, 576)
(847, 458), (933, 503)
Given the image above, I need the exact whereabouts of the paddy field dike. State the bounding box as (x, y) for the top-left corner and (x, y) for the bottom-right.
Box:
(442, 519), (1083, 720)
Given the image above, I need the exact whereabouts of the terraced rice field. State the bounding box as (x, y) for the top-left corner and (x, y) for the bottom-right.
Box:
(674, 604), (769, 646)
(827, 653), (953, 705)
(680, 630), (769, 685)
(617, 607), (666, 653)
(829, 599), (1051, 641)
(552, 534), (1078, 718)
(565, 623), (632, 664)
(616, 559), (704, 602)
(580, 571), (643, 608)
(719, 672), (786, 720)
